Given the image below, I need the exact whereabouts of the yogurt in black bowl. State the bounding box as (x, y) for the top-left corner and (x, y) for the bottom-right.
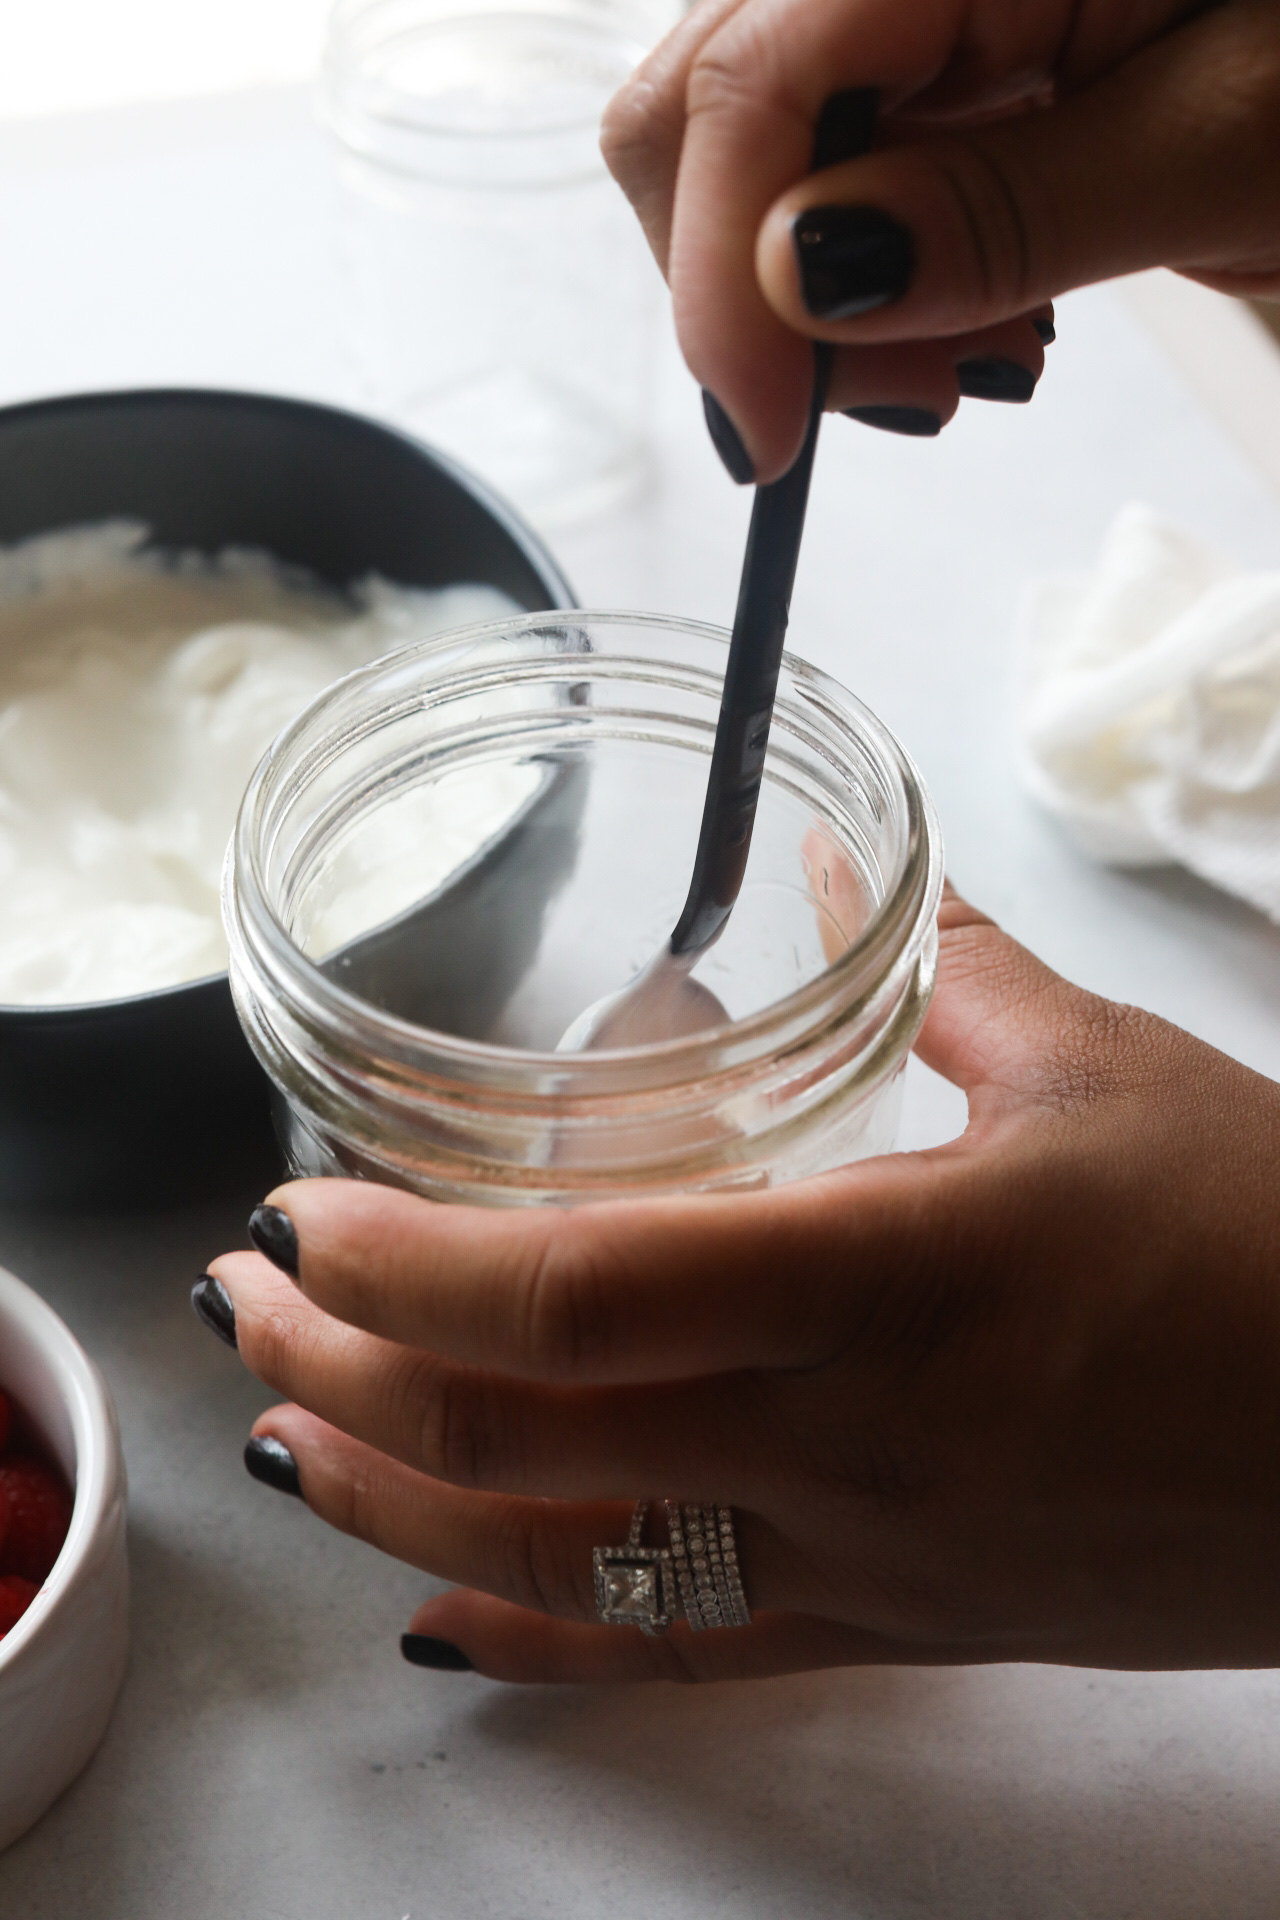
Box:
(0, 389), (572, 1207)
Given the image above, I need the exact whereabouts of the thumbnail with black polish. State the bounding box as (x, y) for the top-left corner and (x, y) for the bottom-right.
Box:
(191, 1274), (237, 1348)
(244, 1434), (303, 1498)
(792, 205), (914, 320)
(1032, 317), (1056, 344)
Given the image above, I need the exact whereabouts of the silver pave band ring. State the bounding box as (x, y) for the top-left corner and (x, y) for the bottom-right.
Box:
(593, 1502), (750, 1634)
(665, 1501), (751, 1630)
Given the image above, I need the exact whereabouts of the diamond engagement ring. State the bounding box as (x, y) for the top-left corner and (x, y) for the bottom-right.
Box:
(593, 1502), (750, 1634)
(593, 1502), (676, 1636)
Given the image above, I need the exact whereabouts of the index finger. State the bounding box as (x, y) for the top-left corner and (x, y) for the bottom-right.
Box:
(668, 0), (965, 475)
(601, 0), (751, 275)
(245, 1161), (951, 1384)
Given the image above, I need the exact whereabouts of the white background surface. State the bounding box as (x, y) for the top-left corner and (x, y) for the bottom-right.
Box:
(0, 2), (331, 118)
(2, 83), (1280, 1918)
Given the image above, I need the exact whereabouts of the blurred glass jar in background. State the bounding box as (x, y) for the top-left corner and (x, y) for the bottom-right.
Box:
(323, 0), (676, 530)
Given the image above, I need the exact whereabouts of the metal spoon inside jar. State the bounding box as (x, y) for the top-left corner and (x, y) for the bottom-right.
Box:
(555, 369), (831, 1052)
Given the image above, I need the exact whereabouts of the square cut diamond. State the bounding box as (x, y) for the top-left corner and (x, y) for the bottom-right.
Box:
(602, 1562), (658, 1618)
(594, 1541), (672, 1633)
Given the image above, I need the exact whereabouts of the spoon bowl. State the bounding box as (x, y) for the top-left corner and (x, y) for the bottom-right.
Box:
(555, 947), (730, 1052)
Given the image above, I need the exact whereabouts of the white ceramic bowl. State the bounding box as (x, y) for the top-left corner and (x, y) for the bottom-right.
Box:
(0, 1265), (128, 1853)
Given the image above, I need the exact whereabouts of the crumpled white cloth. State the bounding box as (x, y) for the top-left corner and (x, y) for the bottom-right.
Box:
(1014, 501), (1280, 920)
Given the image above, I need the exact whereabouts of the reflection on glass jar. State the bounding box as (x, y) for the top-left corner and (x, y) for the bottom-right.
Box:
(323, 0), (675, 530)
(224, 612), (944, 1203)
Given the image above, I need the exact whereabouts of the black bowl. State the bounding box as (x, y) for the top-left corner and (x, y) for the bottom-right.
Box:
(0, 388), (574, 1209)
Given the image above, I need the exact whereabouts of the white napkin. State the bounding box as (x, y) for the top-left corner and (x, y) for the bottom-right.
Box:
(1014, 502), (1280, 920)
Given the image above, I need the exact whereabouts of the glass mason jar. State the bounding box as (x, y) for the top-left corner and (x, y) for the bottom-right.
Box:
(224, 612), (943, 1204)
(322, 0), (674, 530)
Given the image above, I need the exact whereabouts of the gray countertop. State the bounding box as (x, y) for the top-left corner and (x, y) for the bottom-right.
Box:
(3, 84), (1280, 1920)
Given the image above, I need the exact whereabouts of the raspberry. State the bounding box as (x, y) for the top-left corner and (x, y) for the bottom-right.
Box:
(0, 1387), (10, 1453)
(0, 1573), (39, 1637)
(0, 1460), (72, 1584)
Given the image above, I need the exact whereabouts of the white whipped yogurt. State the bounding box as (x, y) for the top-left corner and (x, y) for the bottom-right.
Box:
(0, 522), (516, 1005)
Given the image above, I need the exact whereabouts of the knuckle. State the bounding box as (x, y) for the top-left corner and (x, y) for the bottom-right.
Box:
(686, 13), (791, 127)
(856, 1253), (989, 1376)
(837, 1422), (936, 1513)
(403, 1356), (527, 1494)
(1045, 995), (1163, 1106)
(937, 912), (1038, 1007)
(488, 1500), (596, 1621)
(242, 1299), (312, 1394)
(599, 74), (668, 186)
(412, 1359), (484, 1488)
(782, 1386), (937, 1513)
(925, 133), (1047, 319)
(517, 1224), (617, 1379)
(370, 1344), (482, 1486)
(685, 47), (753, 123)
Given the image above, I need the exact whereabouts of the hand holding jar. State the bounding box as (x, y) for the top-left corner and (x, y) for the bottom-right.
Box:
(597, 0), (1280, 477)
(201, 889), (1280, 1680)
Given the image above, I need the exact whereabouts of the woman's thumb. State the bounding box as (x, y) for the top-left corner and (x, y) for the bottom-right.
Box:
(756, 2), (1280, 344)
(914, 887), (1097, 1109)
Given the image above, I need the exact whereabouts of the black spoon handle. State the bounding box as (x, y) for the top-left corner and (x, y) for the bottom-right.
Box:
(669, 343), (831, 956)
(669, 89), (879, 958)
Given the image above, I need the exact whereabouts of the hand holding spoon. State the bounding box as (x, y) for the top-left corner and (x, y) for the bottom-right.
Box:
(558, 90), (879, 1053)
(559, 98), (877, 1053)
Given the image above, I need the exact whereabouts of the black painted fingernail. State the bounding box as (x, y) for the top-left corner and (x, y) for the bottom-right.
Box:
(401, 1634), (474, 1672)
(792, 205), (914, 320)
(1032, 316), (1056, 344)
(843, 404), (941, 438)
(957, 357), (1037, 403)
(191, 1274), (237, 1348)
(248, 1203), (299, 1278)
(812, 87), (879, 171)
(701, 389), (754, 484)
(244, 1435), (302, 1498)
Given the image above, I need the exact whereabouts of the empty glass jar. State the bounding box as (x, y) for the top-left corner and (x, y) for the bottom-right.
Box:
(224, 611), (943, 1204)
(323, 0), (674, 529)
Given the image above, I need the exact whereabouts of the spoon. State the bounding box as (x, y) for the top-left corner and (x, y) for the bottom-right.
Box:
(559, 90), (878, 1054)
(556, 356), (831, 1050)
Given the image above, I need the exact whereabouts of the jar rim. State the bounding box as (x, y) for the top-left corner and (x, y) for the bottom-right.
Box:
(323, 0), (657, 149)
(226, 609), (943, 1091)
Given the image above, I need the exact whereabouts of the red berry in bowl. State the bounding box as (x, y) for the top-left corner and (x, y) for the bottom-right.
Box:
(0, 1572), (38, 1637)
(0, 1460), (72, 1584)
